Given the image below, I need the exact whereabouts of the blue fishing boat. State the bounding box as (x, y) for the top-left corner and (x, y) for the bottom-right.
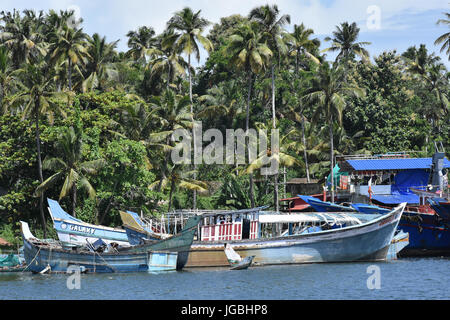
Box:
(20, 221), (179, 273)
(47, 198), (130, 247)
(121, 204), (405, 267)
(288, 196), (409, 259)
(387, 230), (409, 260)
(332, 150), (450, 257)
(119, 210), (172, 246)
(121, 213), (202, 270)
(428, 198), (450, 220)
(297, 195), (357, 212)
(350, 203), (390, 214)
(348, 200), (450, 256)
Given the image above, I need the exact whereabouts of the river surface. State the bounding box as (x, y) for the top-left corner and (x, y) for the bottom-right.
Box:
(0, 257), (448, 300)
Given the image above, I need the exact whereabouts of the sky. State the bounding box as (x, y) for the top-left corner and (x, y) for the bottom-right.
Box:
(1, 0), (449, 67)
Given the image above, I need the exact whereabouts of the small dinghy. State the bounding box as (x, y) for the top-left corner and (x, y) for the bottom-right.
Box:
(224, 243), (255, 270)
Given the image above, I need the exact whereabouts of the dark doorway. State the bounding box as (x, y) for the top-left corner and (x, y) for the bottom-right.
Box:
(242, 218), (250, 239)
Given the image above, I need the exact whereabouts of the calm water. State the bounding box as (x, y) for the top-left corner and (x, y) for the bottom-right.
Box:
(0, 257), (448, 300)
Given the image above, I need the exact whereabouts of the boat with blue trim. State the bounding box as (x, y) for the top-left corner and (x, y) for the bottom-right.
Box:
(21, 212), (201, 273)
(120, 204), (406, 267)
(47, 198), (130, 247)
(20, 221), (178, 273)
(330, 150), (450, 257)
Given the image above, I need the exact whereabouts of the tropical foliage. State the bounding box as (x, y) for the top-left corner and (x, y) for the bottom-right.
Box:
(0, 7), (448, 243)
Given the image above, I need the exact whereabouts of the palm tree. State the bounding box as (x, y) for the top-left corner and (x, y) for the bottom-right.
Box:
(82, 33), (119, 92)
(126, 26), (159, 64)
(403, 44), (441, 76)
(167, 7), (213, 105)
(147, 90), (206, 211)
(249, 4), (291, 129)
(0, 46), (16, 114)
(198, 81), (244, 130)
(421, 63), (449, 133)
(148, 89), (193, 193)
(167, 7), (213, 209)
(285, 105), (311, 182)
(150, 164), (207, 211)
(289, 23), (321, 73)
(324, 22), (371, 63)
(303, 62), (364, 202)
(44, 9), (75, 34)
(435, 12), (450, 60)
(9, 59), (71, 235)
(226, 21), (272, 131)
(35, 125), (105, 216)
(403, 45), (449, 137)
(226, 20), (272, 207)
(245, 122), (300, 211)
(0, 9), (47, 68)
(148, 30), (187, 90)
(48, 24), (89, 91)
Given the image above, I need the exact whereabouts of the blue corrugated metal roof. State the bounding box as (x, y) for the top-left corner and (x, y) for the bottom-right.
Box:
(372, 194), (420, 205)
(346, 158), (450, 171)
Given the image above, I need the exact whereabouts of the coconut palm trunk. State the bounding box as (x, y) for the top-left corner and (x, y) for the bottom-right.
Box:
(271, 64), (279, 211)
(68, 59), (72, 91)
(329, 114), (335, 203)
(168, 177), (176, 212)
(188, 53), (197, 209)
(271, 64), (276, 129)
(72, 185), (77, 217)
(34, 96), (46, 237)
(245, 71), (256, 208)
(301, 116), (310, 183)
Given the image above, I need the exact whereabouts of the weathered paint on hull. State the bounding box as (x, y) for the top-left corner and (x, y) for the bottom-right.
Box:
(22, 238), (178, 273)
(53, 219), (130, 247)
(118, 215), (202, 270)
(185, 207), (402, 267)
(397, 222), (450, 257)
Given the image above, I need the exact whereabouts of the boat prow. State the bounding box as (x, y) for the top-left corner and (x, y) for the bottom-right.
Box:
(230, 256), (255, 270)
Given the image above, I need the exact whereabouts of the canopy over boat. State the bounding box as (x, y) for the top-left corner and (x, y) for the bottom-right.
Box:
(259, 212), (363, 225)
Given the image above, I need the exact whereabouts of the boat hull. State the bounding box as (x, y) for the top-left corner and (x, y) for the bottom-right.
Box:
(22, 238), (178, 273)
(183, 206), (403, 267)
(397, 214), (450, 257)
(230, 256), (255, 270)
(351, 203), (450, 256)
(298, 195), (356, 213)
(119, 215), (201, 270)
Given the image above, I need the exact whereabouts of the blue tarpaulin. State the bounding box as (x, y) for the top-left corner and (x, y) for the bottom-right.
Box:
(371, 194), (420, 205)
(371, 169), (430, 205)
(391, 169), (429, 195)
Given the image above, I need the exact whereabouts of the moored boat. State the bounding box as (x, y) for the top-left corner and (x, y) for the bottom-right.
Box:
(297, 195), (357, 213)
(224, 243), (254, 270)
(348, 200), (450, 257)
(387, 230), (409, 260)
(121, 204), (406, 267)
(47, 198), (130, 247)
(0, 253), (26, 272)
(119, 210), (172, 246)
(428, 198), (450, 220)
(20, 221), (179, 273)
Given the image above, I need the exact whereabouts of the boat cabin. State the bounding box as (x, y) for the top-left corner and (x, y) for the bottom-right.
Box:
(199, 210), (260, 241)
(196, 207), (368, 241)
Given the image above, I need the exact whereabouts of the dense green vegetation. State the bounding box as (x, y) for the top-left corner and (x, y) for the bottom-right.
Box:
(0, 6), (448, 244)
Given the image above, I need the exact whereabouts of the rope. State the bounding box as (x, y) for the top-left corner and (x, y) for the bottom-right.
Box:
(21, 247), (41, 273)
(94, 251), (118, 273)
